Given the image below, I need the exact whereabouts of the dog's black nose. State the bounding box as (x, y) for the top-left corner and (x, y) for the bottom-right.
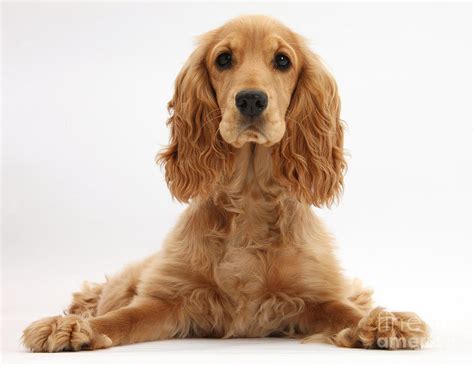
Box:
(235, 90), (268, 117)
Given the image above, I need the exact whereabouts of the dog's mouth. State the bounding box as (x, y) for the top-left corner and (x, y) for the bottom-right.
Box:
(219, 113), (286, 148)
(233, 123), (269, 147)
(239, 123), (267, 138)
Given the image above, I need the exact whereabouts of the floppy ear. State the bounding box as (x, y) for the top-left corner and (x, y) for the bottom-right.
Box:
(274, 47), (346, 207)
(157, 44), (231, 202)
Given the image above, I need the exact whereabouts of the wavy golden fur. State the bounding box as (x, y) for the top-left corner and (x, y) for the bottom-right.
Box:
(22, 15), (428, 352)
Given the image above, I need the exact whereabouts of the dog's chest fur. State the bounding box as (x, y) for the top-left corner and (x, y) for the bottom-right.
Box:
(213, 241), (308, 337)
(209, 168), (310, 336)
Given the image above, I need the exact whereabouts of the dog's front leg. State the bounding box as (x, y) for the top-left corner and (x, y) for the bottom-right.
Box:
(23, 297), (181, 352)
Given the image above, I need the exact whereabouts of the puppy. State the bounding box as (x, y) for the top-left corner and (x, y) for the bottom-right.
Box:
(23, 15), (429, 352)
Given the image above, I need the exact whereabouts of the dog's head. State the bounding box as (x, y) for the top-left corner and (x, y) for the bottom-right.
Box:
(158, 16), (345, 207)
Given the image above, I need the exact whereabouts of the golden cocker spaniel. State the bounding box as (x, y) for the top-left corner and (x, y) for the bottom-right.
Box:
(23, 15), (429, 352)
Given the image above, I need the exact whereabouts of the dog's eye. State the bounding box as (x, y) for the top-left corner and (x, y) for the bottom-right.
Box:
(274, 53), (290, 70)
(216, 52), (232, 69)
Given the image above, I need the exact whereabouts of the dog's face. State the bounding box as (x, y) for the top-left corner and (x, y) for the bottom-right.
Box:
(159, 16), (346, 207)
(206, 21), (300, 147)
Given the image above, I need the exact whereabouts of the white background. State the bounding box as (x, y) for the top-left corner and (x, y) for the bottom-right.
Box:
(1, 1), (472, 365)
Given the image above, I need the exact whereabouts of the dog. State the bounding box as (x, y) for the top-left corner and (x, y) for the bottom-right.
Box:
(22, 15), (429, 352)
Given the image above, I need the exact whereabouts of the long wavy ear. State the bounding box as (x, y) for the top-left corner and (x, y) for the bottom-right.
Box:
(274, 46), (346, 207)
(157, 43), (231, 202)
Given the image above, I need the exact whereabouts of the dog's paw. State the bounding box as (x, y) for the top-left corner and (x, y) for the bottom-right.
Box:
(330, 308), (429, 350)
(357, 307), (429, 349)
(331, 307), (429, 350)
(22, 314), (112, 352)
